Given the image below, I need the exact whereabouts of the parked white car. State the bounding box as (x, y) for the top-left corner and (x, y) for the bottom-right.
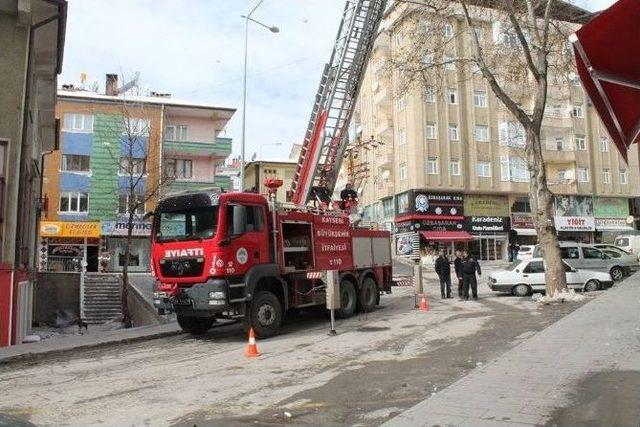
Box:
(612, 235), (640, 259)
(488, 258), (614, 297)
(516, 245), (535, 260)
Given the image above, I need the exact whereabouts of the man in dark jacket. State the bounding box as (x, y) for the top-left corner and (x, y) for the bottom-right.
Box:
(434, 249), (452, 299)
(453, 250), (463, 298)
(461, 251), (482, 300)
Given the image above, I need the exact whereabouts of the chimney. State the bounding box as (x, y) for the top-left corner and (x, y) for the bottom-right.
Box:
(105, 74), (118, 96)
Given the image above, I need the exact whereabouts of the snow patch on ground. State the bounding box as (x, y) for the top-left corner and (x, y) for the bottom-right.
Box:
(538, 289), (586, 304)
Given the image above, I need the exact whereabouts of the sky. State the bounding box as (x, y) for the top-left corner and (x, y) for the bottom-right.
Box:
(60, 0), (617, 161)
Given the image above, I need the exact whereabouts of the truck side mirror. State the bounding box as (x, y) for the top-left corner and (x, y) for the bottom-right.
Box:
(232, 205), (247, 235)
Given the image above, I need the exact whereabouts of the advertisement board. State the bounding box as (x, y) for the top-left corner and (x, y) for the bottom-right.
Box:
(101, 221), (152, 236)
(464, 195), (510, 217)
(511, 213), (534, 229)
(595, 218), (634, 230)
(554, 196), (595, 231)
(395, 218), (465, 233)
(40, 221), (101, 238)
(554, 216), (596, 231)
(593, 197), (629, 218)
(465, 216), (511, 233)
(411, 191), (464, 218)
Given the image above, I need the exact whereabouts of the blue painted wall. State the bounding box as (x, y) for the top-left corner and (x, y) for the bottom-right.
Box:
(60, 172), (91, 193)
(62, 132), (93, 156)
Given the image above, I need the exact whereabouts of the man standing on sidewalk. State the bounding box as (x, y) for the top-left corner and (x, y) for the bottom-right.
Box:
(453, 250), (464, 298)
(461, 251), (481, 300)
(434, 249), (452, 299)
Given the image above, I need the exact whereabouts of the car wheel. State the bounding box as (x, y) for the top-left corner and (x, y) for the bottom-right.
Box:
(512, 284), (531, 297)
(244, 291), (283, 339)
(584, 279), (600, 292)
(610, 266), (624, 281)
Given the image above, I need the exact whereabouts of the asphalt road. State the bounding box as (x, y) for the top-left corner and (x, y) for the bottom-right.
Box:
(0, 265), (588, 426)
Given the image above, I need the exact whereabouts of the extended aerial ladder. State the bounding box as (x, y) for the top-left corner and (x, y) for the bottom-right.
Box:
(289, 0), (387, 206)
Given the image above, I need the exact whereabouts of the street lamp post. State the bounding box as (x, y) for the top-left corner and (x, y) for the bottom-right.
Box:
(240, 0), (279, 191)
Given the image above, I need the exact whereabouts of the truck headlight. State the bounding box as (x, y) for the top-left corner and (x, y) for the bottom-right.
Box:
(208, 291), (225, 299)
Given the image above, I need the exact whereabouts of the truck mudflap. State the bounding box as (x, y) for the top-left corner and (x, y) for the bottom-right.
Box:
(154, 278), (229, 313)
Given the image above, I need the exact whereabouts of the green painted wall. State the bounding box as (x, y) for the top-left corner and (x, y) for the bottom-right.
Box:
(89, 114), (121, 221)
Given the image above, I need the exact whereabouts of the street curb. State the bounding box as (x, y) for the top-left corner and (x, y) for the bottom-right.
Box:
(0, 327), (183, 366)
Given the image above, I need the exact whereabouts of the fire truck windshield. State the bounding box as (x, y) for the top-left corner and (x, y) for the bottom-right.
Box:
(154, 206), (219, 242)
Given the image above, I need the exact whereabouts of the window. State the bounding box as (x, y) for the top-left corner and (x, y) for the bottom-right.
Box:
(59, 192), (88, 213)
(498, 121), (525, 147)
(551, 104), (563, 117)
(620, 169), (628, 184)
(575, 136), (587, 151)
(399, 162), (408, 180)
(447, 88), (457, 104)
(443, 23), (454, 38)
(422, 53), (434, 66)
(394, 31), (403, 46)
(572, 105), (584, 118)
(424, 86), (436, 103)
(473, 91), (487, 107)
(383, 198), (393, 218)
(166, 159), (193, 179)
(119, 157), (145, 175)
(449, 160), (460, 176)
(118, 194), (145, 215)
(125, 118), (150, 136)
(226, 204), (264, 234)
(600, 137), (609, 152)
(602, 168), (611, 184)
(475, 125), (489, 142)
(523, 261), (545, 274)
(396, 192), (409, 214)
(560, 247), (580, 259)
(427, 157), (439, 175)
(63, 113), (94, 132)
(398, 128), (406, 145)
(557, 169), (572, 182)
(577, 167), (589, 183)
(165, 125), (188, 141)
(448, 124), (459, 141)
(472, 26), (483, 42)
(443, 55), (455, 70)
(62, 154), (90, 172)
(582, 247), (604, 259)
(397, 96), (406, 111)
(500, 156), (529, 182)
(425, 122), (436, 139)
(477, 161), (492, 177)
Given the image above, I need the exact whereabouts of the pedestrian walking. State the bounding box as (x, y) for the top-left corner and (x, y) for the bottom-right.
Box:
(434, 249), (452, 299)
(461, 250), (481, 300)
(453, 250), (464, 298)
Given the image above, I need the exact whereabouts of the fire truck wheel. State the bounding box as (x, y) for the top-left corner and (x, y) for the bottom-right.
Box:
(336, 279), (357, 318)
(358, 277), (377, 313)
(177, 315), (214, 335)
(245, 291), (283, 338)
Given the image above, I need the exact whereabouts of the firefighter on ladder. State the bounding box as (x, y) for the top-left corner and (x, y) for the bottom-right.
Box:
(340, 182), (358, 214)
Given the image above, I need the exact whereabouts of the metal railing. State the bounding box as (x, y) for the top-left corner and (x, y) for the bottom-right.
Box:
(44, 256), (83, 272)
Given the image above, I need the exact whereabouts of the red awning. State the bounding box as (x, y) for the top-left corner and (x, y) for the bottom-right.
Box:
(571, 0), (640, 161)
(419, 231), (474, 242)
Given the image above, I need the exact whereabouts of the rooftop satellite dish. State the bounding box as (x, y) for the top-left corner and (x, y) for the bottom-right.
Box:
(117, 72), (140, 94)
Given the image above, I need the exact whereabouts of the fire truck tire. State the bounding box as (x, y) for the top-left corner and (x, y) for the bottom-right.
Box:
(336, 279), (357, 318)
(358, 277), (377, 313)
(177, 315), (214, 335)
(244, 291), (283, 338)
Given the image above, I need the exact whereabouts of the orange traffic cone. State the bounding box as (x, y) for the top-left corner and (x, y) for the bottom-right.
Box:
(245, 328), (261, 357)
(419, 294), (429, 312)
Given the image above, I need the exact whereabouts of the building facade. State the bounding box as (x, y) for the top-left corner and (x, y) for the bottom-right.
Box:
(0, 0), (67, 346)
(356, 2), (640, 261)
(243, 159), (297, 204)
(40, 77), (235, 273)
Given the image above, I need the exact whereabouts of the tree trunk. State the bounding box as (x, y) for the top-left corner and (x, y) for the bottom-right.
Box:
(121, 211), (134, 327)
(525, 129), (567, 295)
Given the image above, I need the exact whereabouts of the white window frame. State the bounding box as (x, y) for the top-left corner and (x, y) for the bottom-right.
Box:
(399, 162), (408, 180)
(422, 53), (434, 66)
(447, 88), (457, 104)
(118, 194), (146, 215)
(443, 23), (454, 38)
(395, 31), (403, 47)
(477, 161), (492, 177)
(164, 124), (187, 141)
(449, 160), (460, 176)
(572, 104), (584, 118)
(427, 157), (439, 175)
(119, 156), (145, 176)
(59, 192), (89, 213)
(575, 136), (587, 151)
(443, 55), (455, 70)
(425, 122), (437, 140)
(620, 169), (628, 184)
(63, 113), (94, 132)
(448, 124), (459, 141)
(398, 128), (406, 145)
(125, 118), (150, 136)
(167, 158), (193, 179)
(577, 167), (589, 183)
(473, 91), (487, 108)
(600, 137), (609, 152)
(475, 125), (489, 142)
(61, 154), (91, 172)
(397, 96), (406, 111)
(602, 168), (611, 184)
(424, 86), (436, 103)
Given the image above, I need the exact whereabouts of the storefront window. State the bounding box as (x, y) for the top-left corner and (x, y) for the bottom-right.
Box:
(396, 192), (410, 215)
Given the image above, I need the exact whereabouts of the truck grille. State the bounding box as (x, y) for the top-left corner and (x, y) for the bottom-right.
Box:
(160, 258), (204, 277)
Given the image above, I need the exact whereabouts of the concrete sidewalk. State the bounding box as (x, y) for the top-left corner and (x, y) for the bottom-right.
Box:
(383, 276), (640, 427)
(0, 322), (181, 365)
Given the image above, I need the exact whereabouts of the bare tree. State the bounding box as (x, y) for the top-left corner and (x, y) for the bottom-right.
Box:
(389, 0), (590, 296)
(108, 98), (173, 327)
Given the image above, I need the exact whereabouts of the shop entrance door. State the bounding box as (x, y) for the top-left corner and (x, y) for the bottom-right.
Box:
(473, 236), (507, 261)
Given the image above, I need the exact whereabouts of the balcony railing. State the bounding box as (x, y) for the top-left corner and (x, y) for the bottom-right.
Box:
(166, 175), (232, 193)
(163, 137), (232, 157)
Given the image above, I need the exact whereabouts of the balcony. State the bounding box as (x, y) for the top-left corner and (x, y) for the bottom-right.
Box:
(375, 117), (393, 137)
(163, 137), (232, 158)
(543, 148), (578, 163)
(373, 86), (391, 106)
(166, 175), (232, 193)
(547, 180), (578, 194)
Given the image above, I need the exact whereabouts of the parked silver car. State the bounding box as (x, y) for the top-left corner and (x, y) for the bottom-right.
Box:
(592, 244), (640, 273)
(532, 242), (637, 281)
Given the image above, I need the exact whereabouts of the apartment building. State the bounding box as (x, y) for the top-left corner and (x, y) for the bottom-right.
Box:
(356, 2), (640, 261)
(0, 0), (67, 346)
(243, 158), (297, 204)
(40, 76), (235, 273)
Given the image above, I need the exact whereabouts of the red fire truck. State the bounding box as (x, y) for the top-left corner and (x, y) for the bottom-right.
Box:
(151, 0), (391, 336)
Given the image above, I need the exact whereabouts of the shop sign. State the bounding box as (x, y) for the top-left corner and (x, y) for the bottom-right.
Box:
(593, 197), (629, 218)
(465, 216), (510, 232)
(554, 216), (596, 231)
(464, 195), (510, 217)
(395, 218), (464, 233)
(411, 191), (464, 217)
(555, 195), (594, 217)
(511, 213), (534, 229)
(47, 245), (83, 257)
(40, 221), (101, 238)
(395, 232), (419, 258)
(101, 220), (152, 236)
(595, 218), (634, 230)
